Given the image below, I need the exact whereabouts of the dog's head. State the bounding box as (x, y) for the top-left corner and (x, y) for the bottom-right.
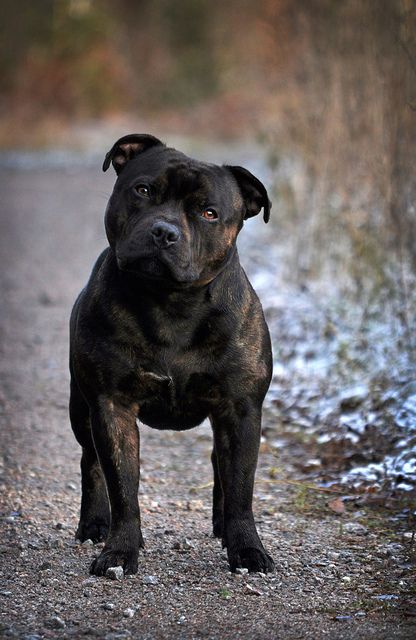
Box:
(103, 134), (271, 287)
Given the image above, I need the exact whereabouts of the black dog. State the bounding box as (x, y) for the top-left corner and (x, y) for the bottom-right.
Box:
(69, 134), (274, 575)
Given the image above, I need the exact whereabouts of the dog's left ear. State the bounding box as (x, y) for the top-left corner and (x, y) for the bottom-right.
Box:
(103, 133), (165, 174)
(226, 166), (271, 223)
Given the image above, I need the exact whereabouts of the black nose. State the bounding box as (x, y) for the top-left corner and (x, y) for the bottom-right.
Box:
(150, 221), (180, 248)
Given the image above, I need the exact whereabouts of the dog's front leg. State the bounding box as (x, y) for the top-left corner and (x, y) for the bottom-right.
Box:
(211, 402), (274, 573)
(89, 397), (143, 576)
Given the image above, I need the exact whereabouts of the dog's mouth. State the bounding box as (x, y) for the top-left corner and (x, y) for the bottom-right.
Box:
(116, 254), (199, 284)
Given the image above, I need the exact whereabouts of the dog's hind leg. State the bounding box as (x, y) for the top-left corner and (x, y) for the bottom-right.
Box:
(69, 378), (110, 543)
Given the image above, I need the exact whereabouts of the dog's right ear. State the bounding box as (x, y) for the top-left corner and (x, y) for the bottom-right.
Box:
(102, 134), (164, 174)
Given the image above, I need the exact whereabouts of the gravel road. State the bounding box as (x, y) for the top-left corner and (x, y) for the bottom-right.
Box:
(0, 149), (415, 639)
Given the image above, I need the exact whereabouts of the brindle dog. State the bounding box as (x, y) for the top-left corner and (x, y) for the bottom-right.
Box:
(69, 134), (274, 575)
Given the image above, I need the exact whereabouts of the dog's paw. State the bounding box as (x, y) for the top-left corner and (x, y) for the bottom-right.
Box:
(76, 517), (109, 543)
(89, 545), (139, 576)
(228, 546), (274, 574)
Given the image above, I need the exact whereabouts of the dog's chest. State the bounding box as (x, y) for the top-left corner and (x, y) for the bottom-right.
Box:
(135, 361), (222, 431)
(116, 303), (231, 429)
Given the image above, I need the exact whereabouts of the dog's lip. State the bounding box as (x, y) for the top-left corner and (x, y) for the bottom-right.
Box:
(116, 254), (199, 283)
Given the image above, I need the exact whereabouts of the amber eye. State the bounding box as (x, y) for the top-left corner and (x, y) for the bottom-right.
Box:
(201, 209), (218, 221)
(135, 185), (150, 198)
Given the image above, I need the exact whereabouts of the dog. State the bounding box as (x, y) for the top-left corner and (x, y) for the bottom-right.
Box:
(69, 134), (274, 575)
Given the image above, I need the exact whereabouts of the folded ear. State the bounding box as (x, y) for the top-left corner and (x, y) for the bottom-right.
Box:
(102, 133), (165, 174)
(226, 165), (271, 223)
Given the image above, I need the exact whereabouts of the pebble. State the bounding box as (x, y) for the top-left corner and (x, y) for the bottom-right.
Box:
(39, 561), (52, 571)
(66, 482), (77, 491)
(235, 567), (249, 575)
(83, 589), (91, 597)
(55, 522), (66, 530)
(3, 517), (15, 524)
(123, 608), (135, 618)
(82, 539), (94, 546)
(103, 602), (115, 611)
(403, 532), (415, 541)
(341, 576), (352, 583)
(186, 500), (204, 511)
(383, 543), (404, 555)
(244, 584), (263, 596)
(27, 540), (42, 549)
(51, 538), (64, 549)
(343, 522), (368, 536)
(82, 577), (97, 586)
(143, 575), (158, 585)
(106, 566), (124, 581)
(182, 538), (195, 550)
(46, 616), (66, 629)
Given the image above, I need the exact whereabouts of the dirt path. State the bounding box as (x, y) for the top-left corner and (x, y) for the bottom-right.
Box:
(0, 157), (415, 639)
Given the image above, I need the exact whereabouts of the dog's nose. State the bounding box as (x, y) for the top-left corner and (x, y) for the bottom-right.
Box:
(150, 221), (180, 248)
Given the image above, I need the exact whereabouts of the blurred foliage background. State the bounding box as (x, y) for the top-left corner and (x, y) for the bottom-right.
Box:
(1, 0), (416, 322)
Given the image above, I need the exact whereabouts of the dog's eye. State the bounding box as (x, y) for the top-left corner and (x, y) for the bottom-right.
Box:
(201, 209), (218, 221)
(135, 185), (150, 198)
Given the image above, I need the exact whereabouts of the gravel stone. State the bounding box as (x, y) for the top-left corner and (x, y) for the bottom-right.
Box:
(343, 522), (368, 536)
(403, 531), (415, 541)
(244, 584), (263, 596)
(106, 566), (124, 581)
(46, 616), (66, 629)
(82, 538), (94, 546)
(186, 500), (204, 511)
(182, 538), (195, 550)
(143, 575), (159, 585)
(123, 608), (135, 618)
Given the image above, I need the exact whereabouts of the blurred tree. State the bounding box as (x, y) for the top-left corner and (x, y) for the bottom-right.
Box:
(0, 0), (130, 119)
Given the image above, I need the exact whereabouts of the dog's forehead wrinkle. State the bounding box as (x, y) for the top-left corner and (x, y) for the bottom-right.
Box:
(120, 149), (234, 205)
